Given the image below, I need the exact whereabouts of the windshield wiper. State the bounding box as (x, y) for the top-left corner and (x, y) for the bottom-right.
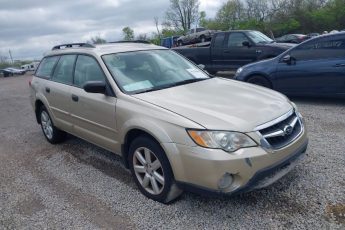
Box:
(172, 78), (208, 87)
(134, 78), (208, 94)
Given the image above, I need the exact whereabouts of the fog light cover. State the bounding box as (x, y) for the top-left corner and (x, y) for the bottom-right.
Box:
(218, 173), (234, 190)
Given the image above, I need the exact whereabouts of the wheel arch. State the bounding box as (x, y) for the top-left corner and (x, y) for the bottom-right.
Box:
(121, 126), (173, 169)
(244, 73), (273, 88)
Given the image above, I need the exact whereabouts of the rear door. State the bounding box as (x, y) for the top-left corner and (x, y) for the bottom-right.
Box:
(223, 32), (258, 69)
(274, 34), (345, 95)
(70, 55), (118, 151)
(47, 55), (77, 132)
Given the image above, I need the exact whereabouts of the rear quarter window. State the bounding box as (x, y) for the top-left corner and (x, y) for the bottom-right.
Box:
(36, 56), (60, 78)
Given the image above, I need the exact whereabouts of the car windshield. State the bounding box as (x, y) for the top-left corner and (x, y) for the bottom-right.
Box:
(247, 31), (274, 44)
(102, 50), (209, 94)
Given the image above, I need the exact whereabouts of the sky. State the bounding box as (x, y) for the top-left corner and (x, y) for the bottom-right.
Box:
(0, 0), (226, 61)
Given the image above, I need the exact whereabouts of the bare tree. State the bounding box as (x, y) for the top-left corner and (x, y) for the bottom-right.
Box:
(165, 0), (200, 32)
(154, 17), (161, 39)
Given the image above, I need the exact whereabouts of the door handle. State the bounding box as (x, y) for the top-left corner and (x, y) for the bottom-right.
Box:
(71, 94), (79, 102)
(45, 87), (50, 93)
(334, 63), (345, 67)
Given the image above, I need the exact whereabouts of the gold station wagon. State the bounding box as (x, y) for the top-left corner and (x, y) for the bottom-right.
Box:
(30, 42), (308, 203)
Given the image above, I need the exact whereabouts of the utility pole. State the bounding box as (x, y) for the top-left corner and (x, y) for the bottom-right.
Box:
(9, 50), (13, 64)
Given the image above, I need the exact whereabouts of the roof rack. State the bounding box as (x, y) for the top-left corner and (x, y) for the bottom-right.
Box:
(52, 43), (95, 50)
(109, 40), (151, 44)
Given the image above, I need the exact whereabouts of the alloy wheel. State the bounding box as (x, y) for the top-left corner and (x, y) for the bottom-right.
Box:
(133, 147), (165, 195)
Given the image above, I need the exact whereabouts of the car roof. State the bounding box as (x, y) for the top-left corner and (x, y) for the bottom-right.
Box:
(45, 42), (167, 58)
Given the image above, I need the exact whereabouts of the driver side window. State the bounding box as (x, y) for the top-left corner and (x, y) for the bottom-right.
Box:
(74, 55), (106, 87)
(227, 33), (249, 47)
(290, 36), (345, 61)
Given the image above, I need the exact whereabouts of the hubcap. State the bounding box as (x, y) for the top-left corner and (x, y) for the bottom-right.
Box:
(133, 147), (165, 195)
(41, 111), (53, 140)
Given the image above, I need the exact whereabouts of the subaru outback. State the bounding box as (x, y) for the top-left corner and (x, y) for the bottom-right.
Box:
(30, 42), (308, 203)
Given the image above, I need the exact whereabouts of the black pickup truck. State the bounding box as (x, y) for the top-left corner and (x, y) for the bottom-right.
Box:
(173, 30), (295, 74)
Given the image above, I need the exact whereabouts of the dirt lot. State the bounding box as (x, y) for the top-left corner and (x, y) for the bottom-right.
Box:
(0, 74), (344, 229)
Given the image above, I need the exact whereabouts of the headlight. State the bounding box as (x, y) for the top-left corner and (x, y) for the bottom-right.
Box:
(187, 130), (257, 152)
(291, 102), (303, 119)
(236, 67), (243, 75)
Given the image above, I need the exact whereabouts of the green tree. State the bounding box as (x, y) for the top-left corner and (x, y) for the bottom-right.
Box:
(122, 27), (134, 40)
(90, 36), (107, 44)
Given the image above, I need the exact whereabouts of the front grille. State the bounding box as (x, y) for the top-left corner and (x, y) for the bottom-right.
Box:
(258, 112), (302, 149)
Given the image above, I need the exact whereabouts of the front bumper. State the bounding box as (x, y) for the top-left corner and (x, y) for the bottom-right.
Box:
(162, 128), (308, 196)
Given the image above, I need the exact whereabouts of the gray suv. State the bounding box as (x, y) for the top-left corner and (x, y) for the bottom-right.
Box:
(30, 42), (308, 203)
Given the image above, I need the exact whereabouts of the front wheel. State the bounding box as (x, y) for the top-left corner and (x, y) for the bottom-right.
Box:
(200, 35), (206, 43)
(247, 75), (272, 88)
(178, 41), (183, 46)
(128, 136), (182, 203)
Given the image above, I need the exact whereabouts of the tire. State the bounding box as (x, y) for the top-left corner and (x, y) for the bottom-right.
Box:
(200, 35), (206, 43)
(39, 106), (66, 144)
(178, 40), (183, 46)
(128, 136), (183, 204)
(247, 75), (272, 88)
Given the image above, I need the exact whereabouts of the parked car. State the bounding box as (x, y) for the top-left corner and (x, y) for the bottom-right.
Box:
(177, 27), (215, 46)
(30, 42), (308, 203)
(1, 67), (26, 77)
(275, 34), (308, 44)
(174, 30), (295, 74)
(307, 33), (320, 38)
(234, 32), (345, 97)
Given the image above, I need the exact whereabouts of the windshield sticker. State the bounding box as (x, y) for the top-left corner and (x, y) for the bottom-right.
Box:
(123, 80), (153, 92)
(186, 68), (207, 79)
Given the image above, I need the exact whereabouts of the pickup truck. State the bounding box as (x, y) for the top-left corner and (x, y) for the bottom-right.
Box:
(173, 30), (295, 74)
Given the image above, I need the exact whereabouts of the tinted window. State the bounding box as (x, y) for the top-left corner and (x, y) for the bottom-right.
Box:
(290, 36), (345, 61)
(52, 55), (76, 84)
(213, 33), (225, 48)
(36, 56), (59, 78)
(74, 55), (106, 87)
(227, 33), (249, 47)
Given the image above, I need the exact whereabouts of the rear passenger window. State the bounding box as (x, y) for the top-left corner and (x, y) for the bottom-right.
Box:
(52, 55), (76, 84)
(74, 55), (105, 87)
(36, 56), (59, 78)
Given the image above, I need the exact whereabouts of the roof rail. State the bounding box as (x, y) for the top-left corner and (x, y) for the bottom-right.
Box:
(109, 40), (151, 44)
(52, 43), (95, 50)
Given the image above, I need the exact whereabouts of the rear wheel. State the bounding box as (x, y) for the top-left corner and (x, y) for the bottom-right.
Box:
(39, 106), (66, 144)
(178, 40), (183, 46)
(128, 136), (182, 203)
(247, 75), (272, 88)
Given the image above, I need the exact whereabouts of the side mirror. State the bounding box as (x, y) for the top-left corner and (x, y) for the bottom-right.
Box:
(197, 64), (205, 69)
(83, 81), (107, 94)
(281, 55), (292, 64)
(242, 41), (251, 47)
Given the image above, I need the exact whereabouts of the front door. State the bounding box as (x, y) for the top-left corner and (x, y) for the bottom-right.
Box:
(222, 32), (258, 69)
(274, 34), (345, 96)
(70, 55), (118, 152)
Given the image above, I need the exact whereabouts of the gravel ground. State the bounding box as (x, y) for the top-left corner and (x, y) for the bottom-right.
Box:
(0, 74), (344, 229)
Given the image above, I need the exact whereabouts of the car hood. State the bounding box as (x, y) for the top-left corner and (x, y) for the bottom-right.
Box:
(132, 78), (292, 132)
